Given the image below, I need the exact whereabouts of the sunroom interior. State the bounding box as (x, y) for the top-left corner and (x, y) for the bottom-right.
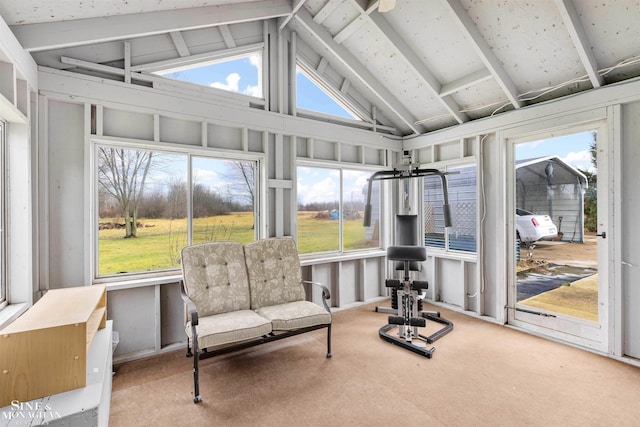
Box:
(1, 0), (640, 425)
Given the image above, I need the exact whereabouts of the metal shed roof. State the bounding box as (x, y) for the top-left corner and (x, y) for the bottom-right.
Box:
(516, 155), (588, 189)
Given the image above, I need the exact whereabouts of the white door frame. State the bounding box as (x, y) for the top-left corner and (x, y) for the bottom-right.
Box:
(504, 111), (611, 353)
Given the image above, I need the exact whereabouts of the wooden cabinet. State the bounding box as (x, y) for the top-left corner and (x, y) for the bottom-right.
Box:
(0, 285), (107, 407)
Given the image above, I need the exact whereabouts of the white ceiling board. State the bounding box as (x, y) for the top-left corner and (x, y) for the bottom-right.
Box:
(8, 0), (290, 52)
(0, 0), (259, 25)
(461, 0), (585, 96)
(450, 78), (515, 120)
(341, 22), (447, 119)
(1, 0), (639, 136)
(380, 0), (484, 86)
(555, 0), (603, 87)
(576, 0), (640, 83)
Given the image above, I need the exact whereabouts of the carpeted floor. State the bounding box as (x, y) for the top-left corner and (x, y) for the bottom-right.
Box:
(110, 301), (640, 426)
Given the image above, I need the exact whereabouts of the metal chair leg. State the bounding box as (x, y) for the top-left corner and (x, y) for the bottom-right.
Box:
(191, 326), (201, 403)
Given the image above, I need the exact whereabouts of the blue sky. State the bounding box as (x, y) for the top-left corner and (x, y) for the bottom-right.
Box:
(515, 131), (597, 173)
(295, 70), (356, 119)
(159, 54), (262, 97)
(158, 53), (355, 119)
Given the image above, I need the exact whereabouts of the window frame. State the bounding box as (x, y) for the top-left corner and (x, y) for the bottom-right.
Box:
(0, 120), (6, 309)
(91, 138), (265, 283)
(295, 160), (385, 257)
(150, 49), (265, 101)
(421, 159), (479, 255)
(295, 59), (364, 122)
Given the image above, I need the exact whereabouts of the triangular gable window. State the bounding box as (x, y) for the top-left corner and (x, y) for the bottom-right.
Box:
(296, 66), (358, 120)
(154, 53), (262, 98)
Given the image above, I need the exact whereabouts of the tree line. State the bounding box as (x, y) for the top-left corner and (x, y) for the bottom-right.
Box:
(99, 182), (251, 219)
(98, 147), (254, 238)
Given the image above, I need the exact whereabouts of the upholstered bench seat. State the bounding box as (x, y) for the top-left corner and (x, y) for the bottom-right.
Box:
(186, 310), (272, 349)
(256, 300), (332, 331)
(180, 237), (332, 403)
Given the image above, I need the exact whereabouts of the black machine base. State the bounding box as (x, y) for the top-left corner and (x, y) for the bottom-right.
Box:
(378, 310), (453, 358)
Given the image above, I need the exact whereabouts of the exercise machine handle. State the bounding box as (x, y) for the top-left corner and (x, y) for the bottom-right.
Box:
(363, 167), (453, 228)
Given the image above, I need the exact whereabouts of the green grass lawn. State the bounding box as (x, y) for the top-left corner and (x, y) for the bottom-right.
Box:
(98, 212), (378, 275)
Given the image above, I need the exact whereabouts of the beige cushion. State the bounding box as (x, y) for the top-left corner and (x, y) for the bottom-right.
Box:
(181, 242), (251, 317)
(244, 237), (306, 309)
(186, 310), (272, 349)
(256, 301), (331, 331)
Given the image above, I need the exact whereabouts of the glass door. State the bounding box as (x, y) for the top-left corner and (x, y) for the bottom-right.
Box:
(508, 125), (608, 351)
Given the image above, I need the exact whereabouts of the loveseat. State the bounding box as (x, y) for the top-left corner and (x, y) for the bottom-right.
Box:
(180, 237), (332, 403)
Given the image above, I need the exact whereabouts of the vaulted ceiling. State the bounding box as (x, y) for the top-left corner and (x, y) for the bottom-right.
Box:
(1, 0), (639, 137)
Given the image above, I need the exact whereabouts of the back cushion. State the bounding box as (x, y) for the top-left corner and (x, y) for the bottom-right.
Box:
(244, 237), (306, 309)
(181, 241), (251, 317)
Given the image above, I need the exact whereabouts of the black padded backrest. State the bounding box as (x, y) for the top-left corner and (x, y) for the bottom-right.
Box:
(396, 215), (417, 245)
(394, 215), (419, 271)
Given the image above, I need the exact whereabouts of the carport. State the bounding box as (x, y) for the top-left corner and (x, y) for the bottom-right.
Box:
(516, 156), (588, 243)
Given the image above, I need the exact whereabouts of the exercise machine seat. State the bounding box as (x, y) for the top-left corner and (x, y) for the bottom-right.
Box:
(386, 245), (426, 263)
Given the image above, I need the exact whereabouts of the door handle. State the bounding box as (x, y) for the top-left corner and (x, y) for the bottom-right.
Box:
(596, 231), (606, 238)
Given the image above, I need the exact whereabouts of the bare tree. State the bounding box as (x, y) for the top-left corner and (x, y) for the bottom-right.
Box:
(228, 161), (255, 208)
(98, 147), (154, 238)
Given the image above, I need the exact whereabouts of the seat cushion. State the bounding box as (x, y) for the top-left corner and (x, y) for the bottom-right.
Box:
(244, 237), (306, 309)
(186, 310), (272, 349)
(181, 241), (252, 317)
(255, 301), (331, 331)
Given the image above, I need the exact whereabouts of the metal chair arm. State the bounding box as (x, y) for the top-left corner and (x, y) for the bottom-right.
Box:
(302, 280), (332, 312)
(180, 280), (199, 326)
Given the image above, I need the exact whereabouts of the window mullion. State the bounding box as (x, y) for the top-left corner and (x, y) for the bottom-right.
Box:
(187, 154), (193, 246)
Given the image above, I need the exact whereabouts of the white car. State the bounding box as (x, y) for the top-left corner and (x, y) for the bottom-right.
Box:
(516, 208), (558, 244)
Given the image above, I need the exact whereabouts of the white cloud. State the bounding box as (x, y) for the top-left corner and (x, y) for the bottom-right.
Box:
(243, 84), (262, 97)
(298, 177), (339, 205)
(211, 73), (241, 92)
(192, 168), (221, 191)
(562, 150), (595, 173)
(244, 54), (262, 97)
(248, 54), (261, 69)
(211, 62), (262, 97)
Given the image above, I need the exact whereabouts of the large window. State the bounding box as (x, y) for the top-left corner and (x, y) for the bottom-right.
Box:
(154, 53), (262, 98)
(96, 144), (258, 277)
(296, 165), (380, 254)
(0, 121), (5, 307)
(296, 66), (357, 120)
(424, 164), (477, 253)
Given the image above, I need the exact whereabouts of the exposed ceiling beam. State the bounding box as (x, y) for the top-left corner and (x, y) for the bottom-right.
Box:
(439, 68), (493, 97)
(279, 0), (308, 31)
(365, 7), (468, 124)
(219, 25), (237, 49)
(10, 0), (291, 52)
(298, 55), (373, 122)
(313, 0), (345, 25)
(332, 0), (468, 124)
(378, 0), (396, 14)
(169, 32), (190, 58)
(294, 8), (422, 135)
(316, 57), (329, 74)
(443, 0), (523, 109)
(130, 43), (264, 73)
(554, 0), (603, 88)
(334, 15), (367, 44)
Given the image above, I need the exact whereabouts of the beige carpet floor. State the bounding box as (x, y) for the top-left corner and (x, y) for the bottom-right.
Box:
(110, 301), (640, 426)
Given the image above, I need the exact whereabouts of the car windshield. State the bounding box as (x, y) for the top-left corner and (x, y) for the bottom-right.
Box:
(516, 208), (535, 216)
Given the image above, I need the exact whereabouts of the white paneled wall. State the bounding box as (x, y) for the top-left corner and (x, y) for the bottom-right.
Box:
(37, 66), (393, 362)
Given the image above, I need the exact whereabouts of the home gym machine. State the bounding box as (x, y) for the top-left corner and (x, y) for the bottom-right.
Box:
(363, 159), (454, 358)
